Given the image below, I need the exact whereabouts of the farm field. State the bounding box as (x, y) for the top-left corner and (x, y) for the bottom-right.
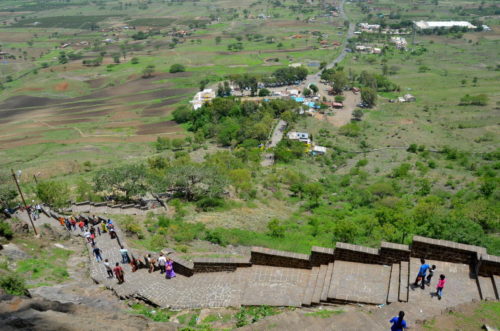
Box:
(0, 0), (346, 178)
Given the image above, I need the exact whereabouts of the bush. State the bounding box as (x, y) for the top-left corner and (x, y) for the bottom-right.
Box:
(267, 219), (285, 238)
(339, 123), (361, 137)
(459, 94), (488, 106)
(121, 216), (143, 238)
(205, 230), (227, 246)
(258, 88), (270, 97)
(0, 220), (13, 239)
(169, 63), (186, 73)
(0, 273), (28, 296)
(196, 197), (224, 211)
(36, 181), (69, 208)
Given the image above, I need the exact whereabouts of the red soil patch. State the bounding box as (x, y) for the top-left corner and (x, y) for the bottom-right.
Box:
(54, 82), (69, 91)
(16, 87), (44, 92)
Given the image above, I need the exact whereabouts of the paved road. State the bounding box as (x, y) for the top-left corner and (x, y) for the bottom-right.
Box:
(304, 0), (355, 88)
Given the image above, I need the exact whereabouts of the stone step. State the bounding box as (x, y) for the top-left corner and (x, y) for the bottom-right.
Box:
(311, 264), (328, 305)
(478, 275), (497, 300)
(320, 262), (334, 302)
(399, 261), (409, 302)
(493, 275), (500, 300)
(302, 267), (320, 306)
(387, 263), (400, 304)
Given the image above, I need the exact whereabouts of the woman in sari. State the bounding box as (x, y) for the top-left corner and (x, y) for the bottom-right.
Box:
(165, 258), (176, 279)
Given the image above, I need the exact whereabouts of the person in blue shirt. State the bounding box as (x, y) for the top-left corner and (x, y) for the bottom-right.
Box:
(414, 258), (430, 289)
(390, 311), (407, 331)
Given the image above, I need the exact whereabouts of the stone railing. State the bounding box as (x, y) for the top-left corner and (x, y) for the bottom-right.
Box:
(70, 201), (164, 215)
(250, 247), (311, 269)
(192, 257), (252, 273)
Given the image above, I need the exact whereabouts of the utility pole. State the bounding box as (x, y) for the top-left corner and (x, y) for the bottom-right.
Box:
(11, 169), (38, 236)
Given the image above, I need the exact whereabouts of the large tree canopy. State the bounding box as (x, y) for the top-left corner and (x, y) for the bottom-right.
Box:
(93, 164), (150, 201)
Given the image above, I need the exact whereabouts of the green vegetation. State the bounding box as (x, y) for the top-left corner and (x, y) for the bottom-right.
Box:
(129, 303), (174, 322)
(0, 273), (28, 296)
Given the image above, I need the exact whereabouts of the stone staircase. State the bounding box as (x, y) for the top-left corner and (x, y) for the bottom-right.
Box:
(16, 207), (499, 316)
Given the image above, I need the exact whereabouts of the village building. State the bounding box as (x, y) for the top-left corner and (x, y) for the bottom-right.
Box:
(190, 89), (215, 110)
(414, 21), (476, 30)
(311, 145), (327, 156)
(287, 131), (311, 144)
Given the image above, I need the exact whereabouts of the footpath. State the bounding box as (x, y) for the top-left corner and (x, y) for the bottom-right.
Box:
(19, 208), (500, 330)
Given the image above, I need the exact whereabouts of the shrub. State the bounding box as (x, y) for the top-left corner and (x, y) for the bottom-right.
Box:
(267, 219), (285, 238)
(169, 63), (186, 73)
(0, 273), (28, 296)
(205, 230), (227, 246)
(36, 181), (70, 208)
(0, 220), (13, 239)
(258, 88), (270, 97)
(196, 197), (224, 211)
(459, 94), (488, 106)
(339, 123), (361, 137)
(172, 105), (191, 123)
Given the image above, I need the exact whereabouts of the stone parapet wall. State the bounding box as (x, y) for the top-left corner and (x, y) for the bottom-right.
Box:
(411, 236), (486, 265)
(380, 241), (410, 264)
(193, 257), (251, 273)
(479, 255), (500, 276)
(70, 201), (162, 216)
(334, 242), (384, 264)
(250, 247), (311, 269)
(310, 246), (335, 266)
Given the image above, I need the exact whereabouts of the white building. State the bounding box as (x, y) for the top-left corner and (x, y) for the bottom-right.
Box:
(414, 21), (476, 30)
(287, 131), (311, 144)
(311, 145), (327, 155)
(190, 89), (216, 110)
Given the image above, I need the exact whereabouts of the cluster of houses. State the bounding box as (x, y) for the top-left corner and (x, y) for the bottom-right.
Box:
(287, 131), (327, 156)
(356, 22), (410, 35)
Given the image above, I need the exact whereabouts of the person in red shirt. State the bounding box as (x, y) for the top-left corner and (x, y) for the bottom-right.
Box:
(113, 263), (125, 284)
(78, 221), (85, 232)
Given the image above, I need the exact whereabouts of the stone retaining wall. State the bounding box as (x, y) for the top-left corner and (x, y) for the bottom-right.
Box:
(193, 257), (252, 273)
(250, 247), (311, 269)
(310, 246), (335, 266)
(411, 236), (486, 265)
(479, 255), (500, 276)
(70, 201), (162, 215)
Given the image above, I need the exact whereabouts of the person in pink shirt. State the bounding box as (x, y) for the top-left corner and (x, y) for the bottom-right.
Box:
(436, 274), (446, 300)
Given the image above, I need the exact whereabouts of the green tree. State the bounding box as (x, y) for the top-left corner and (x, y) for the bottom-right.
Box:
(258, 88), (271, 97)
(361, 87), (377, 107)
(142, 65), (155, 78)
(267, 218), (285, 238)
(36, 181), (70, 208)
(93, 164), (150, 201)
(172, 105), (191, 123)
(162, 164), (228, 201)
(112, 53), (120, 63)
(131, 57), (139, 64)
(0, 171), (17, 209)
(303, 87), (312, 97)
(215, 36), (222, 44)
(331, 71), (348, 94)
(169, 63), (186, 73)
(309, 84), (319, 94)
